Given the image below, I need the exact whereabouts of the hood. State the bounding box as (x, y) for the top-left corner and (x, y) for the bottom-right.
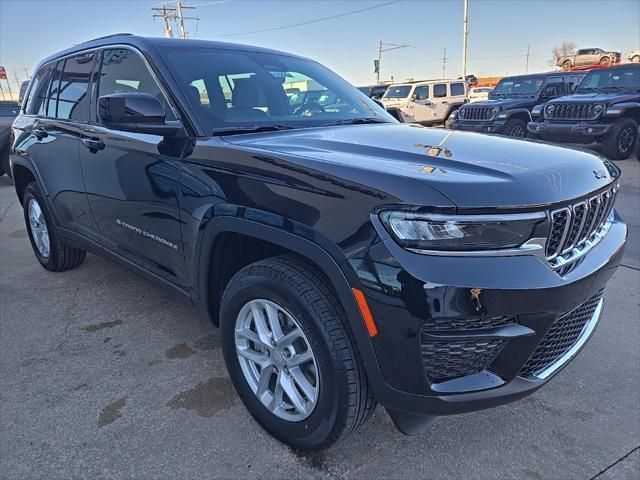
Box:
(223, 123), (618, 210)
(550, 92), (639, 104)
(463, 96), (537, 110)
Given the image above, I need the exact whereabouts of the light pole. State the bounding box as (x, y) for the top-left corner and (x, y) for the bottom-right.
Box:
(462, 0), (469, 79)
(375, 41), (412, 84)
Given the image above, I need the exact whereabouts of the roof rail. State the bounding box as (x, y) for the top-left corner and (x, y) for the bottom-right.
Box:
(80, 33), (134, 44)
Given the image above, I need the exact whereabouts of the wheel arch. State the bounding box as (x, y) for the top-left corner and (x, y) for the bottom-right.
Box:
(193, 212), (387, 395)
(12, 161), (37, 204)
(503, 108), (532, 124)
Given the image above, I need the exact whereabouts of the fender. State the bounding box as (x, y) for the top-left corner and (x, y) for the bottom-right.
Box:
(603, 102), (640, 117)
(498, 108), (533, 123)
(192, 210), (390, 395)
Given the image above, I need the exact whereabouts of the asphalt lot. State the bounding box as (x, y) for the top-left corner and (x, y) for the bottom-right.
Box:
(0, 145), (638, 479)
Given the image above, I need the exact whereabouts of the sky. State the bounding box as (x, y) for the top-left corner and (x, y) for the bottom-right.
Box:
(0, 0), (639, 92)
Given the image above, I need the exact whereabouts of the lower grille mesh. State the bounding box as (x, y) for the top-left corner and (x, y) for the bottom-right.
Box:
(420, 338), (505, 381)
(520, 290), (604, 377)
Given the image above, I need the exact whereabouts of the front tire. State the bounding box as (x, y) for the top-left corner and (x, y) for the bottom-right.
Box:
(562, 60), (572, 69)
(504, 118), (527, 138)
(220, 255), (375, 451)
(602, 118), (638, 160)
(22, 182), (86, 271)
(600, 56), (610, 65)
(632, 55), (640, 63)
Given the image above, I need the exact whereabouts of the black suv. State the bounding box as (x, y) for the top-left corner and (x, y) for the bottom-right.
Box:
(450, 71), (585, 137)
(528, 64), (640, 160)
(10, 35), (627, 451)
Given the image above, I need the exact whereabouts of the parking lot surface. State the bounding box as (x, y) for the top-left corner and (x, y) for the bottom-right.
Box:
(0, 146), (638, 479)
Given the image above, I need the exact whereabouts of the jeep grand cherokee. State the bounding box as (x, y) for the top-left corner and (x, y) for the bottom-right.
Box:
(9, 35), (627, 451)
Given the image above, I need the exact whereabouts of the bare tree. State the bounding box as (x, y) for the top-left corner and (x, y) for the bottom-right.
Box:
(550, 41), (577, 65)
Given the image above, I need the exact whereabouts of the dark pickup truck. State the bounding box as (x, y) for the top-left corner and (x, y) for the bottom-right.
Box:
(449, 72), (585, 137)
(0, 100), (19, 177)
(10, 34), (626, 451)
(529, 64), (640, 160)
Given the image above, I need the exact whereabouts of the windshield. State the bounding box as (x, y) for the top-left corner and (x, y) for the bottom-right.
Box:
(383, 85), (412, 99)
(160, 47), (394, 134)
(491, 76), (545, 96)
(576, 67), (640, 92)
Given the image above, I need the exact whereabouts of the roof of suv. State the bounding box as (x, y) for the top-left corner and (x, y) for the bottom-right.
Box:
(38, 33), (307, 67)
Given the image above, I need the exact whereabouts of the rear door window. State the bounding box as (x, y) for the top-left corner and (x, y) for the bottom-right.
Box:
(433, 83), (447, 98)
(56, 52), (95, 121)
(46, 61), (64, 118)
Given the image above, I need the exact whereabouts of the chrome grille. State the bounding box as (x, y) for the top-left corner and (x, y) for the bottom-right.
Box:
(546, 102), (600, 120)
(545, 184), (619, 270)
(460, 106), (493, 121)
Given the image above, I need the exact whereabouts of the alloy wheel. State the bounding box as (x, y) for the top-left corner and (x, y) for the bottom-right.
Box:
(235, 299), (319, 421)
(509, 125), (525, 137)
(28, 199), (50, 258)
(618, 127), (634, 154)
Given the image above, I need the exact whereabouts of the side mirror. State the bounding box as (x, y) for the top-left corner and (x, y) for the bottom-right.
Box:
(98, 93), (183, 136)
(411, 94), (418, 102)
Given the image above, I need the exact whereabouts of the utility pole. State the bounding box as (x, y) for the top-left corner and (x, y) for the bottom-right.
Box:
(442, 47), (447, 79)
(175, 0), (199, 39)
(152, 1), (198, 39)
(525, 44), (531, 74)
(152, 3), (175, 37)
(462, 0), (469, 79)
(13, 70), (21, 91)
(375, 41), (412, 84)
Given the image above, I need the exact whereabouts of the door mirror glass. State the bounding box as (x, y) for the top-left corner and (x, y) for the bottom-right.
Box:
(99, 92), (165, 124)
(98, 92), (183, 136)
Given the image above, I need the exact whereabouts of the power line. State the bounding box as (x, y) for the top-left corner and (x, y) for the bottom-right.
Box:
(219, 0), (402, 37)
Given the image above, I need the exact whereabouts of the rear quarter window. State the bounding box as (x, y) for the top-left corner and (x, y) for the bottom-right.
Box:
(25, 63), (54, 116)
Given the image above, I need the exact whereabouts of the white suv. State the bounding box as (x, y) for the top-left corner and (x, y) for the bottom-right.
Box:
(381, 79), (467, 125)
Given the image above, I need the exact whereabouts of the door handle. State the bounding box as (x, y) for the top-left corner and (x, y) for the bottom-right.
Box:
(82, 138), (105, 152)
(31, 127), (48, 139)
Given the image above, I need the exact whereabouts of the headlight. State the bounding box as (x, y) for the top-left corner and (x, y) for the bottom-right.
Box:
(489, 107), (499, 118)
(545, 104), (556, 117)
(380, 211), (545, 251)
(458, 108), (466, 118)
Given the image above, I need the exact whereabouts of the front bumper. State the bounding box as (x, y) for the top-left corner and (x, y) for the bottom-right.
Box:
(349, 210), (626, 417)
(528, 120), (612, 143)
(451, 119), (507, 134)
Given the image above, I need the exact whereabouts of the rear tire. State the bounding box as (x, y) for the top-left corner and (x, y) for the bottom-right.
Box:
(600, 56), (610, 65)
(504, 118), (527, 138)
(22, 182), (86, 271)
(0, 148), (8, 178)
(220, 255), (375, 451)
(602, 118), (638, 160)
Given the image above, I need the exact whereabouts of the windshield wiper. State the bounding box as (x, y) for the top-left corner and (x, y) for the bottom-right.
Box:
(212, 124), (296, 136)
(320, 118), (389, 127)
